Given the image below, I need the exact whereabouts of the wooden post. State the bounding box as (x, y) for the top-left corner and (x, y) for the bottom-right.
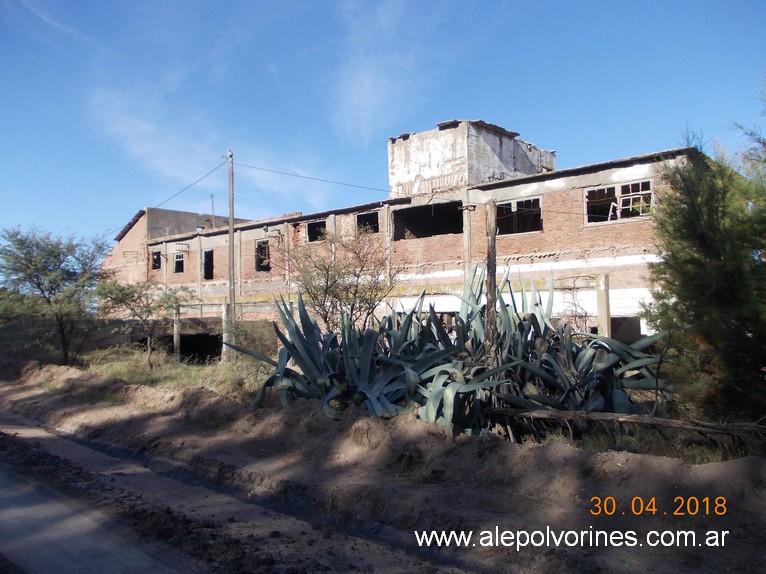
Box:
(221, 303), (233, 362)
(227, 149), (236, 319)
(485, 200), (498, 367)
(596, 273), (611, 337)
(225, 149), (236, 360)
(173, 307), (181, 361)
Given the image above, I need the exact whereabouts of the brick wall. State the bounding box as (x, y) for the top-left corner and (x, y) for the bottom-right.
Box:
(101, 213), (148, 284)
(104, 152), (680, 327)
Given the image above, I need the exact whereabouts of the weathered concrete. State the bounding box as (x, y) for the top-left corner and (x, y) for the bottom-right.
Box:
(387, 120), (556, 199)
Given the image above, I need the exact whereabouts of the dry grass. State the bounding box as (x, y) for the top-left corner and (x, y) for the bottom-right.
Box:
(83, 346), (271, 405)
(539, 421), (759, 464)
(5, 319), (761, 461)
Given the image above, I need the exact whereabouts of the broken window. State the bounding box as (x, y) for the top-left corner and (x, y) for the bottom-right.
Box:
(497, 198), (542, 235)
(174, 252), (184, 273)
(307, 220), (327, 242)
(586, 186), (617, 223)
(356, 211), (379, 233)
(392, 201), (463, 240)
(151, 251), (162, 270)
(203, 249), (214, 280)
(586, 181), (652, 223)
(256, 240), (271, 272)
(619, 181), (652, 218)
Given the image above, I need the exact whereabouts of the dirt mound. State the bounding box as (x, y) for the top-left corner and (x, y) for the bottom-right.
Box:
(1, 359), (765, 573)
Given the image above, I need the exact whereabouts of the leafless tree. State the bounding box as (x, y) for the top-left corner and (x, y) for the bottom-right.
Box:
(275, 226), (401, 332)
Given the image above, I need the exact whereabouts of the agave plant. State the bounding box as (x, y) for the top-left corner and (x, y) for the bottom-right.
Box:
(410, 266), (672, 435)
(228, 290), (454, 419)
(227, 266), (673, 440)
(226, 292), (343, 409)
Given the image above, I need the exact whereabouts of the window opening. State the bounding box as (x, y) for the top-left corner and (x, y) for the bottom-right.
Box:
(619, 181), (652, 218)
(174, 252), (184, 273)
(203, 249), (214, 280)
(497, 198), (542, 234)
(307, 220), (327, 242)
(392, 201), (463, 240)
(151, 251), (162, 270)
(587, 181), (652, 223)
(356, 211), (380, 233)
(256, 240), (271, 272)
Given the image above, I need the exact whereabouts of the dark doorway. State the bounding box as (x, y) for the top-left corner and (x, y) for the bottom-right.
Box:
(203, 250), (214, 280)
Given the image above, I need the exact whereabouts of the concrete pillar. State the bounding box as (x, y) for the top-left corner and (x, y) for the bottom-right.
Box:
(596, 273), (611, 337)
(221, 303), (235, 362)
(173, 307), (181, 361)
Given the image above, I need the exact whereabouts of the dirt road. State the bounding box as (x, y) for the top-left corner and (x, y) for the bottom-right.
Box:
(0, 358), (764, 573)
(0, 460), (208, 574)
(0, 411), (468, 572)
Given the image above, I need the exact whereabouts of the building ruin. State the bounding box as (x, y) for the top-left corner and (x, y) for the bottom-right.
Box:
(102, 120), (691, 344)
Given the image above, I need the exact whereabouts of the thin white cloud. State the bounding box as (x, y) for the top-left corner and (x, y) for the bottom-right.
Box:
(234, 153), (343, 216)
(19, 0), (95, 45)
(90, 86), (220, 184)
(332, 0), (429, 143)
(89, 85), (347, 221)
(84, 3), (386, 222)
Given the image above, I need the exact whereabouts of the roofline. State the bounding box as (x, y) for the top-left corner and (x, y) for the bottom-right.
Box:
(472, 147), (697, 191)
(113, 207), (250, 242)
(389, 119), (522, 144)
(146, 197), (410, 246)
(114, 209), (146, 242)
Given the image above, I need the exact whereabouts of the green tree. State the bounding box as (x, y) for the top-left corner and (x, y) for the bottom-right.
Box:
(0, 286), (30, 325)
(0, 228), (108, 364)
(98, 279), (193, 369)
(647, 147), (766, 419)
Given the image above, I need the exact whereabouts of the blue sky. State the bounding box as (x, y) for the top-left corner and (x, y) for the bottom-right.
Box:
(2, 0), (764, 243)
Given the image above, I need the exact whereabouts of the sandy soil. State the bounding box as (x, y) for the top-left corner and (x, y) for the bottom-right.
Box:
(0, 356), (764, 573)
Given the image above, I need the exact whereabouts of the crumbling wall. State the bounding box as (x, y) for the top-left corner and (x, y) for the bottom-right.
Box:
(101, 213), (149, 285)
(387, 120), (555, 200)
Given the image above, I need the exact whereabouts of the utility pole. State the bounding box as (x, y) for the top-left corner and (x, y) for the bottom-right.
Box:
(222, 149), (236, 361)
(228, 149), (235, 317)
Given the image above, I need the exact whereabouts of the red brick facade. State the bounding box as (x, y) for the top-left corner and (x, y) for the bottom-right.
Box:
(103, 122), (690, 339)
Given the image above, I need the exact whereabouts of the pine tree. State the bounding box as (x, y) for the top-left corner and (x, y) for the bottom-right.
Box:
(648, 148), (766, 419)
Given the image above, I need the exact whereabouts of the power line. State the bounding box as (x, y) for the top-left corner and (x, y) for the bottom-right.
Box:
(234, 161), (388, 193)
(154, 161), (226, 208)
(99, 156), (644, 241)
(98, 161), (226, 241)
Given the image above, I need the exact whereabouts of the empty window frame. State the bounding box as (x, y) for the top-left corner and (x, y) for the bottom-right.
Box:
(307, 220), (327, 242)
(151, 250), (162, 270)
(618, 181), (652, 218)
(497, 198), (542, 235)
(203, 249), (214, 280)
(392, 201), (463, 240)
(356, 211), (380, 233)
(256, 240), (271, 272)
(586, 180), (652, 223)
(174, 252), (184, 273)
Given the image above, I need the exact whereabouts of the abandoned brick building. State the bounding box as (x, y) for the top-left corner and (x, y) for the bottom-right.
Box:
(102, 119), (691, 343)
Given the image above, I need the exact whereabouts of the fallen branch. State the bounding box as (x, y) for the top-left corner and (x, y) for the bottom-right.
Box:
(487, 408), (766, 440)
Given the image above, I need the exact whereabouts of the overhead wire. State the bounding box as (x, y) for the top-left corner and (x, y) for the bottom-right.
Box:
(154, 161), (226, 208)
(99, 157), (636, 241)
(97, 159), (387, 241)
(98, 161), (226, 241)
(234, 161), (388, 193)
